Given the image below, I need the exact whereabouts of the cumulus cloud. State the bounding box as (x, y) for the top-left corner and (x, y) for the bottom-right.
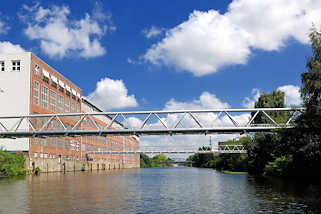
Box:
(277, 85), (302, 106)
(0, 18), (25, 54)
(164, 91), (230, 110)
(127, 92), (250, 153)
(20, 3), (112, 58)
(144, 0), (321, 76)
(142, 26), (165, 39)
(242, 85), (302, 108)
(0, 42), (25, 54)
(88, 77), (138, 110)
(242, 88), (260, 108)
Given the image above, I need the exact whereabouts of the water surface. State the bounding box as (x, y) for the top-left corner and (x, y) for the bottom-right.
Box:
(0, 167), (320, 213)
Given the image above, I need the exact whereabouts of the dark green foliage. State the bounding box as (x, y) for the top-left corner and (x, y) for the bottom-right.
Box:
(253, 90), (290, 124)
(140, 153), (173, 168)
(244, 133), (281, 175)
(0, 151), (26, 177)
(34, 167), (41, 175)
(140, 153), (152, 168)
(187, 137), (250, 172)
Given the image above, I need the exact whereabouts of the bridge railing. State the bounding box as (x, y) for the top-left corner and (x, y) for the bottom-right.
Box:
(0, 108), (304, 138)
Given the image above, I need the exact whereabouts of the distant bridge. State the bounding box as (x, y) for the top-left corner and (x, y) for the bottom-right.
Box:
(0, 108), (303, 138)
(87, 145), (247, 155)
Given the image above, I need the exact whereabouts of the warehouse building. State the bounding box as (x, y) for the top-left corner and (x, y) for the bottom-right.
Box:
(0, 52), (139, 172)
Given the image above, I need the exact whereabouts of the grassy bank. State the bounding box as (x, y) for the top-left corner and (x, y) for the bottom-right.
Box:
(0, 151), (26, 177)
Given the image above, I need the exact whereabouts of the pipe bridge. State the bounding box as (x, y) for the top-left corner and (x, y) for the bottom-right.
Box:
(0, 108), (304, 138)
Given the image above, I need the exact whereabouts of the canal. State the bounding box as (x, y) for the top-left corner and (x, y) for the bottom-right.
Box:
(0, 167), (320, 213)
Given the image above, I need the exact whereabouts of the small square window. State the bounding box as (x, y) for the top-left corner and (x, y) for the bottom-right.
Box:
(0, 61), (4, 72)
(12, 60), (21, 72)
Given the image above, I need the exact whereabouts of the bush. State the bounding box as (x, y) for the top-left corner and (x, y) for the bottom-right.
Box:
(0, 151), (26, 177)
(264, 155), (293, 177)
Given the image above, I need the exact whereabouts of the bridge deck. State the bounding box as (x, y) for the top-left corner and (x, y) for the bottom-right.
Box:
(0, 108), (303, 138)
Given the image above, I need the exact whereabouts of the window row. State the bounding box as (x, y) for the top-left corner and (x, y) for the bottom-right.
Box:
(33, 81), (80, 113)
(33, 138), (79, 151)
(33, 63), (81, 102)
(0, 60), (21, 72)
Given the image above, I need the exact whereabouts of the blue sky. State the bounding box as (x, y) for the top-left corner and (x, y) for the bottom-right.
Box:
(0, 0), (318, 150)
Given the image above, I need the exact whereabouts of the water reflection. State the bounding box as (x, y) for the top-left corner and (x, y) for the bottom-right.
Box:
(0, 167), (320, 213)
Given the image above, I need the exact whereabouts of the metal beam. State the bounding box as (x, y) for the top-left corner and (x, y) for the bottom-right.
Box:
(0, 108), (304, 138)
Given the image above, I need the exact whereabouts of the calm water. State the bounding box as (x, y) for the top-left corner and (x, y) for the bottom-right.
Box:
(0, 167), (320, 214)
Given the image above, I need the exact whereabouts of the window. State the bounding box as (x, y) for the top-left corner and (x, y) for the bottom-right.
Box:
(41, 117), (47, 129)
(42, 69), (49, 83)
(0, 61), (4, 72)
(33, 138), (39, 145)
(50, 137), (56, 147)
(81, 143), (85, 151)
(51, 75), (57, 88)
(58, 137), (63, 148)
(58, 95), (64, 113)
(50, 90), (57, 112)
(33, 81), (40, 105)
(64, 139), (69, 150)
(12, 60), (20, 71)
(71, 141), (75, 150)
(41, 86), (48, 109)
(44, 153), (48, 158)
(41, 138), (47, 147)
(50, 119), (56, 129)
(40, 153), (44, 158)
(34, 64), (40, 76)
(59, 86), (64, 93)
(71, 102), (75, 113)
(76, 104), (80, 113)
(65, 99), (70, 113)
(34, 152), (38, 158)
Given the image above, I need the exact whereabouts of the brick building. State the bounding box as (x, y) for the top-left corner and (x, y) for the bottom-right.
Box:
(0, 52), (139, 171)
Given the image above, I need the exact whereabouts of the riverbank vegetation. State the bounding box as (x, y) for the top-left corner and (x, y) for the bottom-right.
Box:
(0, 151), (26, 177)
(187, 27), (321, 179)
(140, 153), (173, 168)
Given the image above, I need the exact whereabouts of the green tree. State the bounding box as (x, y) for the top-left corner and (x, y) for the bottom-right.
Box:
(246, 90), (288, 174)
(253, 90), (289, 124)
(285, 26), (321, 177)
(140, 153), (152, 168)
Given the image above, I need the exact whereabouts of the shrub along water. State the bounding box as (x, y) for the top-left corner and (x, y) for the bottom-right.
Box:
(0, 151), (26, 177)
(140, 153), (173, 168)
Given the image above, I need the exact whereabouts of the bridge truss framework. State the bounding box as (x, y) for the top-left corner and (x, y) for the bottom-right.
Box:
(0, 108), (304, 138)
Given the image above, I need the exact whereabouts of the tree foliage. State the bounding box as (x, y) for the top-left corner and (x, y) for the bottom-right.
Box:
(253, 90), (289, 124)
(0, 151), (26, 177)
(140, 153), (173, 168)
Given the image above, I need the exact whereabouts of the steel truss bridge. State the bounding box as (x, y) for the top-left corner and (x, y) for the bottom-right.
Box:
(0, 108), (304, 138)
(88, 145), (247, 155)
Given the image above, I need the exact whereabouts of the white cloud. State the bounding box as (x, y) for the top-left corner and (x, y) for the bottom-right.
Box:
(242, 88), (260, 108)
(0, 42), (25, 54)
(277, 85), (302, 106)
(0, 18), (25, 54)
(130, 92), (250, 153)
(0, 20), (10, 34)
(21, 3), (111, 58)
(142, 26), (165, 39)
(88, 77), (138, 110)
(164, 91), (230, 110)
(242, 85), (302, 108)
(144, 0), (321, 76)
